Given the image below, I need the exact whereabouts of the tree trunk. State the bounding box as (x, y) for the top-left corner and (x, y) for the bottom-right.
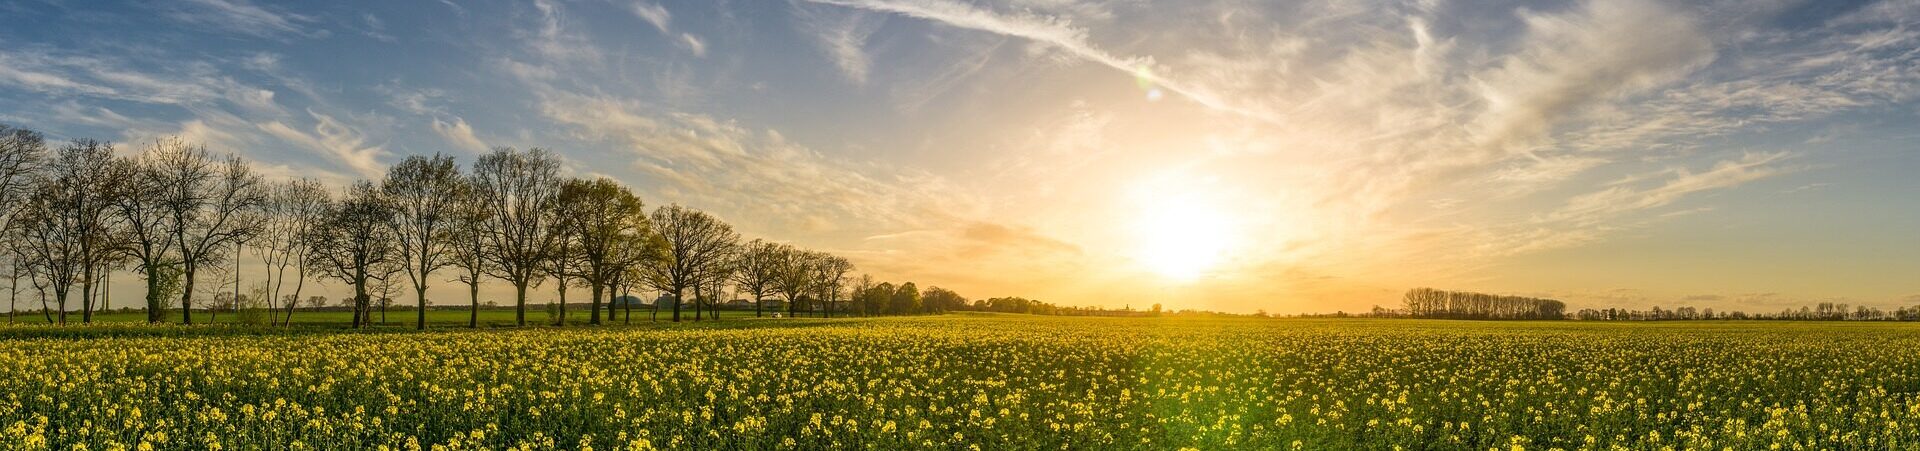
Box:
(232, 245), (241, 323)
(555, 279), (569, 327)
(56, 288), (68, 325)
(146, 267), (164, 323)
(468, 282), (480, 328)
(40, 288), (53, 324)
(283, 270), (307, 327)
(589, 281), (604, 325)
(514, 282), (528, 327)
(6, 270), (14, 324)
(416, 285), (429, 330)
(80, 269), (93, 324)
(179, 263), (196, 325)
(671, 286), (683, 322)
(691, 285), (702, 322)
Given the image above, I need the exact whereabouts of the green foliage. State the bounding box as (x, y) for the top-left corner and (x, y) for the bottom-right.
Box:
(889, 281), (919, 315)
(146, 264), (183, 303)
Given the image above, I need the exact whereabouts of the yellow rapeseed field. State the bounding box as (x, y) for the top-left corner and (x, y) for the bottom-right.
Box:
(4, 315), (1920, 450)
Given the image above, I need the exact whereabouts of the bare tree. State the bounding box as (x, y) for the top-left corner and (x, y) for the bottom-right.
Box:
(448, 185), (493, 328)
(0, 125), (44, 248)
(382, 154), (466, 330)
(731, 239), (785, 318)
(696, 257), (737, 321)
(637, 205), (739, 322)
(66, 140), (119, 323)
(470, 147), (561, 327)
(554, 178), (648, 325)
(0, 126), (44, 324)
(447, 184), (492, 327)
(251, 178), (329, 326)
(16, 140), (117, 323)
(616, 236), (666, 324)
(155, 144), (265, 324)
(370, 259), (404, 325)
(771, 244), (812, 318)
(809, 252), (852, 318)
(108, 141), (180, 323)
(541, 226), (580, 326)
(4, 239), (23, 323)
(305, 182), (398, 328)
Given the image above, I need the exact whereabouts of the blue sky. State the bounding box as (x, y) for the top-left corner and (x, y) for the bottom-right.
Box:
(1, 0), (1917, 312)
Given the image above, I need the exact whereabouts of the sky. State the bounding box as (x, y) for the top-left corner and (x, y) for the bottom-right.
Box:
(1, 0), (1917, 314)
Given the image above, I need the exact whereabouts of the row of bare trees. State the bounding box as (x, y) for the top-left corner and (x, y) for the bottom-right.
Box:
(0, 124), (883, 328)
(1400, 288), (1567, 320)
(2, 126), (262, 325)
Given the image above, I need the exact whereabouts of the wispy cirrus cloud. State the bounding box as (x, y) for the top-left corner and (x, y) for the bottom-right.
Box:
(1547, 152), (1792, 227)
(792, 4), (885, 85)
(258, 109), (390, 179)
(799, 0), (1282, 124)
(623, 1), (708, 57)
(166, 0), (320, 38)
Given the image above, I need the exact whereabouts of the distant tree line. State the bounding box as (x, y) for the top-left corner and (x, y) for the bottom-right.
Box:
(1366, 286), (1920, 321)
(1571, 302), (1920, 321)
(1396, 288), (1568, 320)
(0, 124), (1057, 328)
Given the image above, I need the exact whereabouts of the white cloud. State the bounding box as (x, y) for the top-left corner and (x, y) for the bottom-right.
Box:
(629, 1), (673, 33)
(1473, 0), (1715, 155)
(431, 117), (490, 154)
(0, 48), (223, 104)
(679, 33), (708, 57)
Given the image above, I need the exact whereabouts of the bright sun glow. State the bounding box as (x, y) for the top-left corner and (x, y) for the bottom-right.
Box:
(1132, 200), (1237, 281)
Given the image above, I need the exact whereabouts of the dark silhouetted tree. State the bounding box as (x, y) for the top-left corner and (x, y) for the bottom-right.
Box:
(305, 182), (398, 328)
(554, 178), (648, 325)
(471, 147), (561, 327)
(382, 154), (466, 330)
(638, 205), (738, 322)
(156, 144), (265, 324)
(731, 239), (784, 318)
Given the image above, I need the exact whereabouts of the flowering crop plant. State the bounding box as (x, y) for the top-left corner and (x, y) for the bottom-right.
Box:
(5, 315), (1920, 450)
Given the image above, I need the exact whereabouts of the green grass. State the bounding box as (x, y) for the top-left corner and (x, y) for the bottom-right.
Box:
(4, 315), (1919, 450)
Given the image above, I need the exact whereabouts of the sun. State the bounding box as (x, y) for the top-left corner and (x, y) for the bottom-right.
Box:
(1131, 201), (1236, 281)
